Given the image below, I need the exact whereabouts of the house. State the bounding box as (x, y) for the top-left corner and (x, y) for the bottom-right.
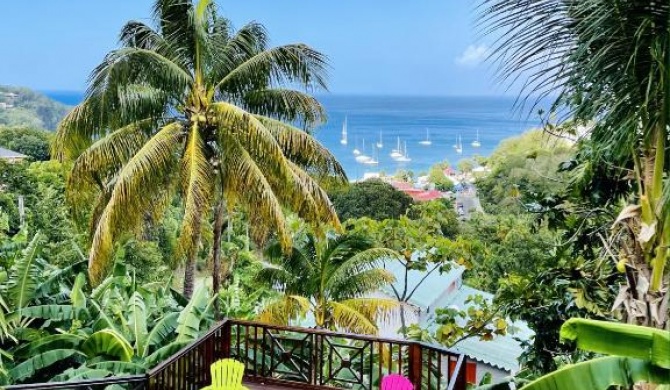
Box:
(378, 260), (533, 385)
(0, 147), (28, 163)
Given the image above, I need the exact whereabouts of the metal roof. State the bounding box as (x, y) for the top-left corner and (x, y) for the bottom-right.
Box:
(382, 258), (465, 309)
(0, 147), (27, 159)
(423, 285), (534, 373)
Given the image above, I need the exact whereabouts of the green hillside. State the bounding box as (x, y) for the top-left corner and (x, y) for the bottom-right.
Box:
(0, 85), (70, 130)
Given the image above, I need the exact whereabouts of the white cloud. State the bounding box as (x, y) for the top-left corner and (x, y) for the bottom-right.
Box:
(455, 44), (491, 67)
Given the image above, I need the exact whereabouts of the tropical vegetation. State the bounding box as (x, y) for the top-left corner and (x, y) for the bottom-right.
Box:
(257, 229), (399, 335)
(53, 0), (345, 299)
(483, 0), (669, 330)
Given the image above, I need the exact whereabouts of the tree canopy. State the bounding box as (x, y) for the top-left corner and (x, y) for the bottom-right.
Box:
(329, 179), (414, 221)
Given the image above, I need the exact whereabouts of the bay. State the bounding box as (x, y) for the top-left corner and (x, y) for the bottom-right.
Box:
(44, 92), (547, 180)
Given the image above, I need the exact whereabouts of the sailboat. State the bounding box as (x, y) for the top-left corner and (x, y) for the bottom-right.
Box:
(471, 129), (481, 148)
(352, 136), (361, 156)
(376, 130), (383, 148)
(340, 116), (348, 145)
(456, 135), (463, 155)
(355, 139), (372, 163)
(363, 145), (379, 165)
(390, 137), (403, 158)
(419, 128), (432, 146)
(395, 141), (412, 162)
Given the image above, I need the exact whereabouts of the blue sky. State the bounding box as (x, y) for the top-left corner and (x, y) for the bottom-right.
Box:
(0, 1), (508, 96)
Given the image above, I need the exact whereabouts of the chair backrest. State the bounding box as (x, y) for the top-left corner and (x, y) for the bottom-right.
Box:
(381, 373), (413, 390)
(210, 358), (245, 389)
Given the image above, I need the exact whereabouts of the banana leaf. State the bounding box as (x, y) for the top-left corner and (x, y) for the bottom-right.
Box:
(81, 329), (134, 362)
(522, 356), (670, 390)
(8, 348), (86, 382)
(18, 304), (86, 321)
(11, 333), (85, 359)
(560, 318), (670, 369)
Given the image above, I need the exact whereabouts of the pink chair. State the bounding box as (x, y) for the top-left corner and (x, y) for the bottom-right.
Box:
(381, 374), (413, 390)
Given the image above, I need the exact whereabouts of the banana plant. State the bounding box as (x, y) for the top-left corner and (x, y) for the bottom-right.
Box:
(479, 318), (670, 390)
(7, 274), (214, 384)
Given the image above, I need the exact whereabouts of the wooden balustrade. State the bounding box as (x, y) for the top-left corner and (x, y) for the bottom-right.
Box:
(5, 319), (470, 390)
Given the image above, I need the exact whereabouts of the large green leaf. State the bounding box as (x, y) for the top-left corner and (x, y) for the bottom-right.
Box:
(7, 233), (44, 310)
(144, 312), (178, 356)
(81, 329), (134, 362)
(8, 348), (87, 382)
(88, 361), (146, 374)
(70, 272), (88, 309)
(175, 284), (208, 342)
(12, 334), (85, 360)
(18, 305), (86, 321)
(522, 357), (670, 390)
(560, 318), (670, 369)
(144, 340), (191, 368)
(50, 367), (112, 382)
(126, 291), (147, 356)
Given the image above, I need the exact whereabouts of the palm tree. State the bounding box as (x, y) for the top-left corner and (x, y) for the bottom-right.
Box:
(257, 232), (399, 335)
(53, 0), (345, 296)
(481, 0), (669, 329)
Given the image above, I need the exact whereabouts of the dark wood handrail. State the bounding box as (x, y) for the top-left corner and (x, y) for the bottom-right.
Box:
(4, 319), (470, 390)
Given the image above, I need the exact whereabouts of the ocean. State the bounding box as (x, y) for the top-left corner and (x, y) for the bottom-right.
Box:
(44, 92), (546, 180)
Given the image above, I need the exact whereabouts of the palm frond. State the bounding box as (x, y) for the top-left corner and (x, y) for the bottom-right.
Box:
(220, 137), (291, 252)
(329, 300), (381, 335)
(88, 122), (184, 285)
(255, 115), (346, 179)
(215, 44), (329, 95)
(256, 295), (310, 326)
(243, 89), (326, 128)
(177, 123), (214, 262)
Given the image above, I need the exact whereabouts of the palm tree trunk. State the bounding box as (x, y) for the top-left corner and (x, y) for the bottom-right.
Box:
(212, 200), (225, 318)
(183, 229), (202, 299)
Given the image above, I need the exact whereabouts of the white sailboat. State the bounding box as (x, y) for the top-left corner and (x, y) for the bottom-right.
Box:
(355, 139), (372, 163)
(390, 137), (403, 158)
(456, 135), (463, 155)
(419, 128), (432, 146)
(340, 116), (348, 145)
(471, 129), (481, 148)
(352, 136), (361, 156)
(395, 141), (412, 162)
(363, 145), (379, 165)
(376, 130), (383, 149)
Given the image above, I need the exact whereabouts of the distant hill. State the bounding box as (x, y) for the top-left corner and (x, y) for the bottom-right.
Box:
(0, 85), (71, 130)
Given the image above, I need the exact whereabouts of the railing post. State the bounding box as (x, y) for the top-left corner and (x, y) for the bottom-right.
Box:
(448, 355), (468, 390)
(408, 343), (422, 389)
(221, 320), (232, 359)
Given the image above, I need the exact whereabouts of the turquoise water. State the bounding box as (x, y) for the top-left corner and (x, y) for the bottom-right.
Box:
(44, 92), (546, 180)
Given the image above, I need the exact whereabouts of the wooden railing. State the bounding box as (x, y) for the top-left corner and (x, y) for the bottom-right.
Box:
(4, 319), (469, 390)
(148, 319), (468, 390)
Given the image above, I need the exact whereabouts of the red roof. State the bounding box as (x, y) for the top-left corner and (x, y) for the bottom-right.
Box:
(408, 190), (444, 202)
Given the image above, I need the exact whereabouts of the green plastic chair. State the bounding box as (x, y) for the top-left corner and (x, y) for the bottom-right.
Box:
(201, 358), (248, 390)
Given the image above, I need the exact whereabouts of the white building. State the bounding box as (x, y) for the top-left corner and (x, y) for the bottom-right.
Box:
(378, 260), (533, 385)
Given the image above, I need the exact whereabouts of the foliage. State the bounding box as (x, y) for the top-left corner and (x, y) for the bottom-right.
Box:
(459, 214), (557, 292)
(495, 251), (616, 375)
(0, 86), (70, 130)
(430, 293), (507, 347)
(518, 319), (670, 390)
(476, 130), (574, 215)
(406, 199), (459, 238)
(482, 0), (669, 328)
(427, 161), (454, 192)
(0, 160), (83, 267)
(329, 179), (414, 222)
(257, 230), (399, 335)
(52, 0), (345, 295)
(0, 233), (214, 385)
(0, 127), (52, 161)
